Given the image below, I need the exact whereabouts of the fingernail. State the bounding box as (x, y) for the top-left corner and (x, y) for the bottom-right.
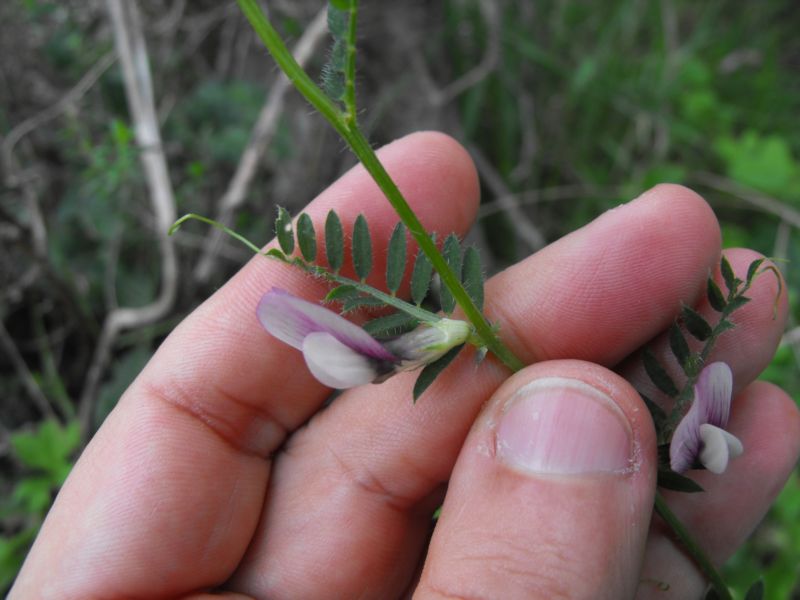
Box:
(496, 377), (632, 475)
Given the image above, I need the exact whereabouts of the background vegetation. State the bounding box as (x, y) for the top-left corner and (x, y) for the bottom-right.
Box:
(1, 0), (798, 596)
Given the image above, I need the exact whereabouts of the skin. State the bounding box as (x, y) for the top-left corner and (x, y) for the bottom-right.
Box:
(10, 132), (799, 599)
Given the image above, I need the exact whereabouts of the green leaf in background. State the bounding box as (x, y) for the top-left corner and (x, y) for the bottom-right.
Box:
(681, 305), (712, 341)
(297, 213), (317, 262)
(325, 210), (344, 272)
(352, 214), (372, 281)
(462, 246), (485, 311)
(643, 349), (679, 397)
(12, 476), (52, 514)
(10, 420), (80, 484)
(410, 246), (434, 306)
(275, 206), (294, 255)
(707, 278), (727, 312)
(744, 579), (764, 600)
(386, 222), (407, 294)
(715, 131), (800, 201)
(413, 344), (464, 403)
(439, 234), (462, 314)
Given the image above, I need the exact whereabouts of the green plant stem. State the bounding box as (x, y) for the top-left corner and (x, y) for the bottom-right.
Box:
(343, 1), (358, 124)
(235, 0), (524, 372)
(654, 492), (732, 599)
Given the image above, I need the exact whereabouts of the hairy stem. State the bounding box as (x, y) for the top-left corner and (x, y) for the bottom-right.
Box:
(235, 0), (524, 372)
(654, 493), (732, 599)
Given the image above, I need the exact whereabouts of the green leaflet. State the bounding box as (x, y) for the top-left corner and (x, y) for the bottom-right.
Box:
(413, 344), (464, 403)
(745, 258), (765, 285)
(643, 349), (678, 397)
(275, 206), (294, 254)
(352, 214), (372, 281)
(439, 234), (462, 314)
(410, 241), (434, 306)
(363, 312), (419, 338)
(706, 277), (726, 312)
(325, 284), (359, 302)
(462, 246), (485, 311)
(668, 323), (691, 376)
(720, 255), (738, 294)
(296, 213), (316, 262)
(681, 305), (712, 341)
(325, 210), (344, 272)
(386, 222), (407, 295)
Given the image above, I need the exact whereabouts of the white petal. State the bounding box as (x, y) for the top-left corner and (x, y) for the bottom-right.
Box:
(302, 332), (378, 389)
(699, 423), (743, 474)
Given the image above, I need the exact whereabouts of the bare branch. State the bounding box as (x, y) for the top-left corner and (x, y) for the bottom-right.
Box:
(192, 8), (328, 283)
(469, 144), (546, 252)
(1, 52), (116, 176)
(411, 0), (500, 107)
(694, 172), (800, 229)
(79, 0), (179, 433)
(0, 318), (55, 420)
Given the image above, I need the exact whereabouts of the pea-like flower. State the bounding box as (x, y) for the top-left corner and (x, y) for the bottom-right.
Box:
(257, 289), (471, 389)
(669, 362), (743, 474)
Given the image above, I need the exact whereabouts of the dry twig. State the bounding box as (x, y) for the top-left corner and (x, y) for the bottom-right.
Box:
(192, 7), (328, 283)
(469, 144), (546, 252)
(78, 0), (179, 433)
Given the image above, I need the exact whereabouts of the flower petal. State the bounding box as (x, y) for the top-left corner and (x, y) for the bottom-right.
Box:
(257, 289), (397, 362)
(302, 332), (380, 389)
(698, 423), (743, 474)
(669, 398), (703, 473)
(694, 362), (733, 427)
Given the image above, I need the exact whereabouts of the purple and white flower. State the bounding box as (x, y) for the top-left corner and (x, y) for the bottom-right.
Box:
(669, 362), (743, 474)
(257, 289), (471, 389)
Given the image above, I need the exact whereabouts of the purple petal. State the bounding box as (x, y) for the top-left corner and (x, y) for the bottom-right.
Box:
(257, 289), (397, 362)
(694, 362), (733, 428)
(669, 398), (702, 473)
(302, 332), (379, 388)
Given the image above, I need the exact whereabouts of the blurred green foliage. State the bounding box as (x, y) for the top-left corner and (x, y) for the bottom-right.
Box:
(0, 421), (80, 588)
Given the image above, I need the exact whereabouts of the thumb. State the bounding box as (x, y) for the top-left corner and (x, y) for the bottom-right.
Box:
(416, 360), (657, 600)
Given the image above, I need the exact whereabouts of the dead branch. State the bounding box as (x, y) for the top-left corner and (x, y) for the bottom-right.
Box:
(411, 0), (500, 107)
(1, 52), (116, 177)
(469, 144), (546, 252)
(0, 319), (55, 420)
(694, 172), (800, 229)
(78, 0), (179, 433)
(192, 7), (328, 283)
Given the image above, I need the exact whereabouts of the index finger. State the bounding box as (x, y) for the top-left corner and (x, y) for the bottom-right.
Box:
(10, 132), (481, 599)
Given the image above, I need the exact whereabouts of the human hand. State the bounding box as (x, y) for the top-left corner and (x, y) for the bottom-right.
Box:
(11, 132), (798, 599)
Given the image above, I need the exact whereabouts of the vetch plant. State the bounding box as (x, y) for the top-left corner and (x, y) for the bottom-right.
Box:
(166, 2), (783, 597)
